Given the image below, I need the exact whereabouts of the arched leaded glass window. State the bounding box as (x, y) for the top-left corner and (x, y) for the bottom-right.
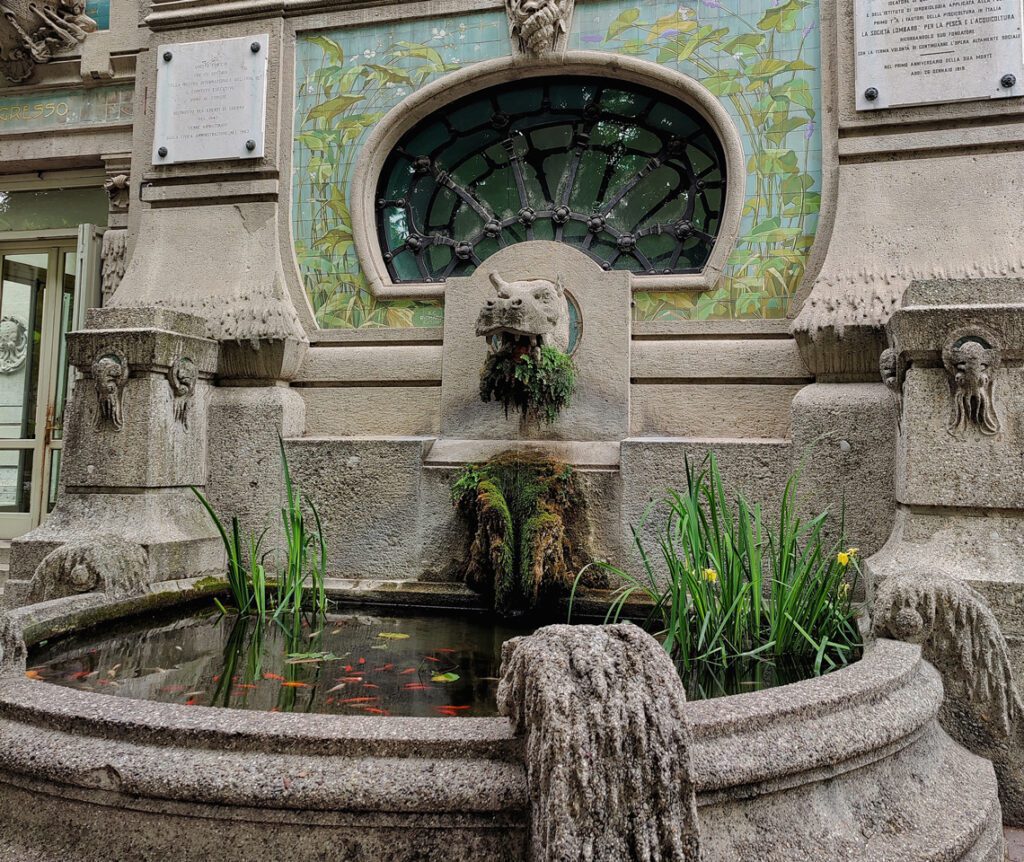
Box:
(375, 76), (727, 283)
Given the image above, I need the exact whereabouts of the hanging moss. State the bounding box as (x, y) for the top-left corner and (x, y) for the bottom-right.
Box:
(451, 454), (605, 618)
(480, 344), (576, 425)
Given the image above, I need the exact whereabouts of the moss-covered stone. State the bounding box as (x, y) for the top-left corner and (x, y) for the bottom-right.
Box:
(452, 454), (604, 617)
(480, 344), (576, 425)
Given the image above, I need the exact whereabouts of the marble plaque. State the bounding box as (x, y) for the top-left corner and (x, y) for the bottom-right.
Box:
(152, 34), (268, 165)
(855, 0), (1024, 110)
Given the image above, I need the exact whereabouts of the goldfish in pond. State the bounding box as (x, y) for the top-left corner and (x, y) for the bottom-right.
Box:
(263, 673), (286, 682)
(280, 681), (310, 688)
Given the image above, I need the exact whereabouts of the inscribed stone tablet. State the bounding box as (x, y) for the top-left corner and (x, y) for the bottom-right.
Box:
(855, 0), (1024, 110)
(152, 34), (268, 165)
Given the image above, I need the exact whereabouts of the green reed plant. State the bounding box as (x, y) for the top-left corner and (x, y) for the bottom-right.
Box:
(192, 438), (328, 624)
(573, 453), (861, 676)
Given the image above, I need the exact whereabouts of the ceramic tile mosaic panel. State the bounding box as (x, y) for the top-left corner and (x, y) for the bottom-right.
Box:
(84, 0), (111, 31)
(292, 0), (821, 327)
(0, 84), (133, 134)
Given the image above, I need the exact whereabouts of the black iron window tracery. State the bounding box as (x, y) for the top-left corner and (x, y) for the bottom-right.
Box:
(375, 76), (727, 283)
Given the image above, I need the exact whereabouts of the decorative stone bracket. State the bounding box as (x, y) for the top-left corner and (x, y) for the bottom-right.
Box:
(0, 0), (96, 84)
(506, 0), (574, 56)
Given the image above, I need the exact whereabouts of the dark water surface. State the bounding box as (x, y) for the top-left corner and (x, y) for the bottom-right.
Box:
(28, 604), (825, 715)
(29, 605), (533, 717)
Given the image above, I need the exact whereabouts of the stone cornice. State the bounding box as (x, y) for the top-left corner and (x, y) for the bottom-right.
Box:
(146, 0), (502, 30)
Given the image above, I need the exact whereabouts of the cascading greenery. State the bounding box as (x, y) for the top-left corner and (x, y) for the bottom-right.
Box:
(451, 454), (599, 617)
(192, 437), (328, 624)
(480, 344), (576, 425)
(573, 453), (861, 685)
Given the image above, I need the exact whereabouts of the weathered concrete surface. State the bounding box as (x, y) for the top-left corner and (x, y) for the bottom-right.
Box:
(206, 385), (306, 548)
(790, 382), (896, 557)
(28, 537), (147, 603)
(874, 569), (1024, 826)
(499, 624), (700, 862)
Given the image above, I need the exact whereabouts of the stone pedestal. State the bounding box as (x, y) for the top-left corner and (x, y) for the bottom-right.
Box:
(868, 278), (1024, 824)
(7, 308), (223, 603)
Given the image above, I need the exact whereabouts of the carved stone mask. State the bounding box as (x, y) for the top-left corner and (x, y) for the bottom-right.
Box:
(507, 0), (570, 54)
(476, 272), (570, 353)
(92, 352), (129, 430)
(942, 336), (1001, 437)
(0, 316), (28, 373)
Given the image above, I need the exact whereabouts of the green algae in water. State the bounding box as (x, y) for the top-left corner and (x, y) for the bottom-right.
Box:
(28, 605), (533, 718)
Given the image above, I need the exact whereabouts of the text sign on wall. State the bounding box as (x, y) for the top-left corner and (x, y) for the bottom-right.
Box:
(855, 0), (1024, 110)
(152, 34), (269, 165)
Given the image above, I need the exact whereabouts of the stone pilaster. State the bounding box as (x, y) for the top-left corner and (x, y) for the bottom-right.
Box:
(7, 308), (223, 604)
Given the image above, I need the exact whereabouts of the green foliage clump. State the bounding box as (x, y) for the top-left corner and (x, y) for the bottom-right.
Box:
(480, 345), (576, 425)
(192, 437), (327, 625)
(452, 455), (599, 617)
(574, 453), (862, 684)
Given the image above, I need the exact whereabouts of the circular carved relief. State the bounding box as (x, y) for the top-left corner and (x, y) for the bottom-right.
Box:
(0, 316), (28, 374)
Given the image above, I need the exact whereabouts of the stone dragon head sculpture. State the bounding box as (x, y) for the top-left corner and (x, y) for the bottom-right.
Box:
(476, 272), (571, 356)
(942, 335), (1001, 437)
(506, 0), (572, 55)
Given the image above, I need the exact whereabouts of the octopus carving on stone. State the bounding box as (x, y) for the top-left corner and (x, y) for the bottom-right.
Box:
(0, 315), (28, 374)
(92, 350), (129, 430)
(0, 0), (96, 84)
(942, 335), (1001, 437)
(506, 0), (573, 55)
(168, 357), (198, 429)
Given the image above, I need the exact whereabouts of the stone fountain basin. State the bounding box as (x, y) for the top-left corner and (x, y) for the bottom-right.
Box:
(0, 586), (1005, 862)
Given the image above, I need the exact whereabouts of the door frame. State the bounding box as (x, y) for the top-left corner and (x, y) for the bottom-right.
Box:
(0, 234), (80, 538)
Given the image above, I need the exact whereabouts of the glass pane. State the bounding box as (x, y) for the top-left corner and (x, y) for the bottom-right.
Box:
(0, 448), (32, 513)
(0, 252), (46, 441)
(376, 76), (726, 282)
(0, 187), (107, 231)
(50, 251), (77, 442)
(47, 449), (61, 513)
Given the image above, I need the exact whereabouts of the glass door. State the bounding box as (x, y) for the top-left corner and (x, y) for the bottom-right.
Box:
(0, 236), (97, 540)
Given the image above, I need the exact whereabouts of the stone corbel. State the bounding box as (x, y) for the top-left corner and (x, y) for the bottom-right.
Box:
(506, 0), (575, 56)
(0, 0), (97, 84)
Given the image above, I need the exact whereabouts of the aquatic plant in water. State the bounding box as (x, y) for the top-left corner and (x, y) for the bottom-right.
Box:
(451, 454), (602, 617)
(573, 453), (861, 679)
(192, 437), (327, 623)
(480, 344), (576, 425)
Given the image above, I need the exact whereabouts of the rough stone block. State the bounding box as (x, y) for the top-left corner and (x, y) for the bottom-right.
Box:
(790, 382), (896, 555)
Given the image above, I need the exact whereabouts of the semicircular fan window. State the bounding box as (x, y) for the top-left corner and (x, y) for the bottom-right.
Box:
(375, 76), (727, 283)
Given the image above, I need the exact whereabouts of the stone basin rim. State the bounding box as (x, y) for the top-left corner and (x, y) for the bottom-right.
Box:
(3, 590), (936, 790)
